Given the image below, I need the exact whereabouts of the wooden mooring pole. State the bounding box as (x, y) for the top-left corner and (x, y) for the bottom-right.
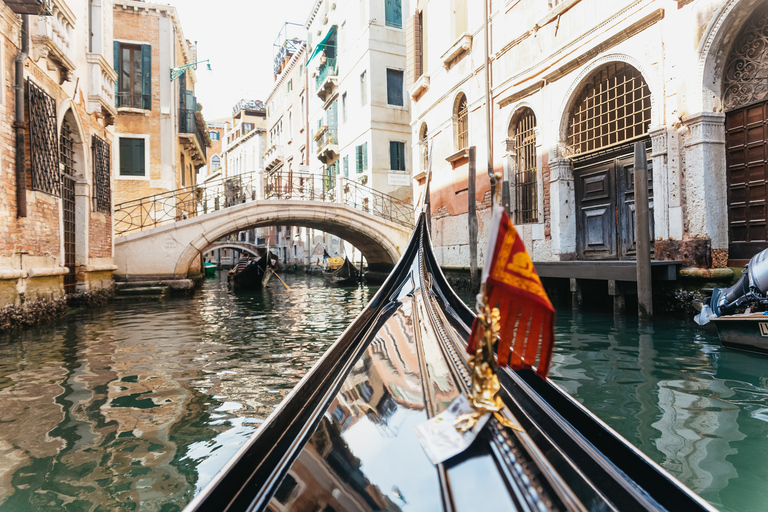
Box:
(634, 141), (652, 319)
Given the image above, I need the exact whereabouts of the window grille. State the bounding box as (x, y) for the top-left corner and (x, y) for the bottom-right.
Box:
(456, 94), (468, 150)
(28, 80), (60, 196)
(567, 62), (651, 155)
(92, 135), (111, 214)
(60, 121), (76, 294)
(386, 69), (404, 106)
(512, 109), (538, 224)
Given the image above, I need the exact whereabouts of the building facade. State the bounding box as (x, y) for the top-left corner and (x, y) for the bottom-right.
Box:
(412, 0), (768, 275)
(112, 0), (206, 210)
(305, 0), (413, 203)
(0, 0), (118, 317)
(201, 119), (228, 181)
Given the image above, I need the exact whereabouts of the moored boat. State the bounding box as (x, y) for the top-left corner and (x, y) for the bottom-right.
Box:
(227, 252), (277, 291)
(185, 211), (715, 512)
(204, 262), (216, 277)
(323, 256), (359, 286)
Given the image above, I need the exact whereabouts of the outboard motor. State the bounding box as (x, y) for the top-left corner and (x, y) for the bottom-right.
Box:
(710, 247), (768, 316)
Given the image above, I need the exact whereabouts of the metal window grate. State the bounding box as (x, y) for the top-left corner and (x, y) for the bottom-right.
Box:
(92, 135), (111, 214)
(28, 80), (60, 196)
(456, 95), (468, 150)
(60, 121), (76, 295)
(567, 62), (651, 155)
(514, 109), (539, 224)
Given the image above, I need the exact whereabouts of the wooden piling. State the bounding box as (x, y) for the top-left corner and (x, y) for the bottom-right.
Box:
(468, 147), (479, 292)
(634, 141), (652, 318)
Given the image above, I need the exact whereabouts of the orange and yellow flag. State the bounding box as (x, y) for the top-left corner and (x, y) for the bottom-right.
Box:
(467, 207), (555, 378)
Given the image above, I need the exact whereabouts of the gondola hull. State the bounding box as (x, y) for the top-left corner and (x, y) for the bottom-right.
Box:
(228, 255), (275, 291)
(185, 214), (715, 512)
(323, 257), (359, 287)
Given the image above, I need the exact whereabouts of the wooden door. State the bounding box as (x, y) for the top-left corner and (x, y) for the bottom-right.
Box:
(575, 153), (653, 260)
(575, 161), (617, 259)
(726, 100), (768, 260)
(617, 155), (654, 259)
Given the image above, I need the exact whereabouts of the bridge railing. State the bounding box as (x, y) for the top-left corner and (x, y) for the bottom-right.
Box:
(114, 169), (413, 236)
(114, 171), (259, 236)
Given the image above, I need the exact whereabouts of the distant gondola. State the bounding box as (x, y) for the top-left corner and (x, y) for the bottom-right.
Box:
(323, 256), (359, 286)
(227, 252), (277, 291)
(184, 211), (715, 512)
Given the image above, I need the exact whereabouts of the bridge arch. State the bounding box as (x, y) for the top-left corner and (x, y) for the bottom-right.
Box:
(115, 200), (412, 280)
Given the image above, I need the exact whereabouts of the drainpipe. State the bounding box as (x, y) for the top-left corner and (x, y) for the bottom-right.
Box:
(15, 14), (29, 218)
(483, 0), (495, 205)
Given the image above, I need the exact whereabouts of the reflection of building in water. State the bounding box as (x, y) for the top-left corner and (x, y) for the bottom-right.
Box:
(268, 417), (398, 512)
(0, 316), (216, 509)
(653, 378), (743, 497)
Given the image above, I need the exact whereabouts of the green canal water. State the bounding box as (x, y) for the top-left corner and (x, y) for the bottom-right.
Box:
(0, 272), (766, 511)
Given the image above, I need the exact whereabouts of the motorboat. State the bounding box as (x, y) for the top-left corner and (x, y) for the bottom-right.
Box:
(697, 248), (768, 354)
(185, 212), (715, 512)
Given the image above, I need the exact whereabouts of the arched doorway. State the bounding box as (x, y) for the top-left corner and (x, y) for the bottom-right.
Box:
(59, 109), (86, 294)
(566, 62), (653, 260)
(723, 3), (768, 260)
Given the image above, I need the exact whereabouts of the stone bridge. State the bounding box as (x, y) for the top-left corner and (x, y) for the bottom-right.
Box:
(114, 171), (414, 280)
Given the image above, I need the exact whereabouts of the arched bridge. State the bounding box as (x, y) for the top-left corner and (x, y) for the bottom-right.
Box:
(113, 171), (414, 280)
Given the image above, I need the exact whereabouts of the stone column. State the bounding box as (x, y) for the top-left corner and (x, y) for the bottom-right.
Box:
(649, 126), (669, 240)
(549, 157), (576, 259)
(683, 112), (727, 265)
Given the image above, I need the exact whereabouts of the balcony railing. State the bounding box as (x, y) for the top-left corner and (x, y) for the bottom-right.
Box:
(179, 108), (207, 160)
(315, 57), (338, 90)
(31, 0), (75, 76)
(86, 53), (117, 118)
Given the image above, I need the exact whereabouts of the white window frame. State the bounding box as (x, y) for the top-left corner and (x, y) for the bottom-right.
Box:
(114, 133), (151, 180)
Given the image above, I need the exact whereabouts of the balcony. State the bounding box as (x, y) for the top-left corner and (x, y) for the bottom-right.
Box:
(86, 53), (118, 122)
(6, 0), (50, 14)
(264, 145), (284, 172)
(315, 57), (338, 102)
(179, 108), (207, 166)
(31, 0), (75, 83)
(314, 126), (339, 164)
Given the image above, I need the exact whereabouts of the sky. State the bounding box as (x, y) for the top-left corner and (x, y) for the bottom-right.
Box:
(172, 0), (317, 121)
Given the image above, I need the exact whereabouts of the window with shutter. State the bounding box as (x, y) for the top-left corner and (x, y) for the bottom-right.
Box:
(386, 69), (404, 106)
(119, 137), (146, 177)
(389, 141), (405, 171)
(114, 42), (151, 109)
(385, 0), (402, 28)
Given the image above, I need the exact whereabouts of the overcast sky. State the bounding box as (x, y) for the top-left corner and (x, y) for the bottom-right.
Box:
(172, 0), (317, 121)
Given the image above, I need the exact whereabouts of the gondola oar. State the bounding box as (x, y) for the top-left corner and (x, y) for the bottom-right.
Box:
(272, 270), (291, 290)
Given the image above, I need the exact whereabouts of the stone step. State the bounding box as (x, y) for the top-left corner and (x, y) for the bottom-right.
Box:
(111, 293), (168, 303)
(115, 286), (169, 296)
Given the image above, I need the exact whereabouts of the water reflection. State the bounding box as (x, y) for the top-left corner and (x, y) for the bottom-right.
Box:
(0, 273), (372, 512)
(549, 311), (768, 512)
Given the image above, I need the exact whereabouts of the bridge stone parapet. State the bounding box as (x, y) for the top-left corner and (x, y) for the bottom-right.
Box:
(114, 199), (412, 280)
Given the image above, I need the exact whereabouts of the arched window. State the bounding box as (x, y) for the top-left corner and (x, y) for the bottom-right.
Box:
(211, 154), (221, 171)
(509, 108), (538, 224)
(419, 123), (428, 171)
(454, 93), (468, 150)
(567, 62), (650, 154)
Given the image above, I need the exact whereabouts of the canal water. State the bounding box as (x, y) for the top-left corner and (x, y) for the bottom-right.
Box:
(0, 272), (765, 512)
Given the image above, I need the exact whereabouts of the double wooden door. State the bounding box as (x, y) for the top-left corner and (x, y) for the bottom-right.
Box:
(575, 153), (654, 260)
(726, 100), (768, 260)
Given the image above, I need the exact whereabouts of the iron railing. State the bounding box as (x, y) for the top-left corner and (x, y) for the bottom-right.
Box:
(180, 108), (207, 156)
(315, 57), (337, 90)
(314, 127), (338, 153)
(114, 169), (414, 236)
(114, 172), (258, 236)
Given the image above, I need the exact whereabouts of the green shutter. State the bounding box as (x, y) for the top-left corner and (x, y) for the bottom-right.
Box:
(362, 142), (368, 171)
(343, 155), (349, 177)
(385, 0), (402, 28)
(133, 139), (145, 176)
(113, 41), (120, 106)
(356, 145), (362, 173)
(389, 141), (396, 170)
(119, 138), (130, 175)
(141, 44), (151, 110)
